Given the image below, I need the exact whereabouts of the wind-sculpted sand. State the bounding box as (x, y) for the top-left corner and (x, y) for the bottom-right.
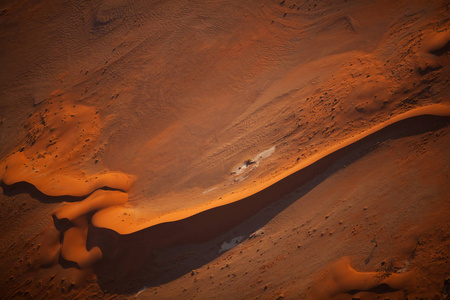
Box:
(311, 257), (414, 299)
(1, 154), (134, 197)
(92, 104), (450, 235)
(0, 99), (135, 270)
(1, 0), (449, 298)
(1, 104), (449, 271)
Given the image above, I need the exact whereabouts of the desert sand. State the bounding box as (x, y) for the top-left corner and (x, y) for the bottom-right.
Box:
(0, 0), (449, 299)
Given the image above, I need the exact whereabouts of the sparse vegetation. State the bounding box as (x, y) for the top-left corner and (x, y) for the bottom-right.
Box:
(245, 159), (255, 167)
(376, 258), (394, 280)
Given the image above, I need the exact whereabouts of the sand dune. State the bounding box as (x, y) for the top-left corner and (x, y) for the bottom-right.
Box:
(88, 111), (450, 298)
(0, 0), (449, 298)
(1, 105), (448, 272)
(92, 104), (450, 235)
(311, 257), (414, 298)
(2, 154), (134, 197)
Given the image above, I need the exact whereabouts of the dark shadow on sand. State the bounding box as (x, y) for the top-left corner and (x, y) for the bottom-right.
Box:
(0, 181), (86, 203)
(78, 115), (450, 294)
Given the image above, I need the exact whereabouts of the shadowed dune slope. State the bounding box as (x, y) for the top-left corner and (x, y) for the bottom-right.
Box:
(87, 110), (450, 298)
(0, 0), (449, 299)
(1, 105), (449, 238)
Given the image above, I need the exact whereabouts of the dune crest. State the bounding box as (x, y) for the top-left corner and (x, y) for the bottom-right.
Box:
(0, 0), (449, 297)
(0, 98), (136, 269)
(53, 189), (129, 222)
(2, 152), (135, 197)
(91, 104), (450, 234)
(60, 217), (102, 269)
(1, 105), (449, 270)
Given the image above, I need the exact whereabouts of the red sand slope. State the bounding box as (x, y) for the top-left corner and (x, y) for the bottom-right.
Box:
(0, 0), (449, 299)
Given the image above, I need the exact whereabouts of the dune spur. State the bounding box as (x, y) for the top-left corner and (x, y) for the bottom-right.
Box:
(0, 100), (136, 269)
(0, 153), (134, 269)
(90, 104), (450, 235)
(1, 104), (450, 270)
(310, 257), (414, 299)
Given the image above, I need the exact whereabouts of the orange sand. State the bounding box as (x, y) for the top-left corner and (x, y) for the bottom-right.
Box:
(0, 0), (449, 299)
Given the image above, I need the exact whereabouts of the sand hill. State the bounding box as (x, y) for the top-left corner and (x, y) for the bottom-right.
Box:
(0, 0), (449, 299)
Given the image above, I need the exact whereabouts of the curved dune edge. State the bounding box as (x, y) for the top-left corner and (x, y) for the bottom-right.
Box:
(53, 190), (129, 221)
(92, 104), (450, 234)
(60, 217), (103, 269)
(309, 257), (414, 299)
(0, 99), (138, 269)
(1, 152), (136, 197)
(0, 104), (449, 269)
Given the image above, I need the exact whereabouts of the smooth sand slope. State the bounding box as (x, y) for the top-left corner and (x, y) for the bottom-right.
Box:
(1, 106), (449, 277)
(0, 0), (449, 299)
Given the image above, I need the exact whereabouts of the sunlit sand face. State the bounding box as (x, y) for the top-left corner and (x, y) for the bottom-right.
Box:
(0, 0), (449, 298)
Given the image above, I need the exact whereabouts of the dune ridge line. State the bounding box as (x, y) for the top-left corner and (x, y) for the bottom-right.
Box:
(0, 105), (449, 269)
(92, 104), (450, 234)
(1, 104), (450, 239)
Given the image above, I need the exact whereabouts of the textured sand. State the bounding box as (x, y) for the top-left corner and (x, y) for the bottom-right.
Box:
(0, 0), (449, 299)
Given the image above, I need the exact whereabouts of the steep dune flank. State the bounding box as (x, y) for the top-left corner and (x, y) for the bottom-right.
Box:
(92, 113), (450, 299)
(1, 105), (449, 274)
(91, 105), (450, 235)
(0, 0), (449, 298)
